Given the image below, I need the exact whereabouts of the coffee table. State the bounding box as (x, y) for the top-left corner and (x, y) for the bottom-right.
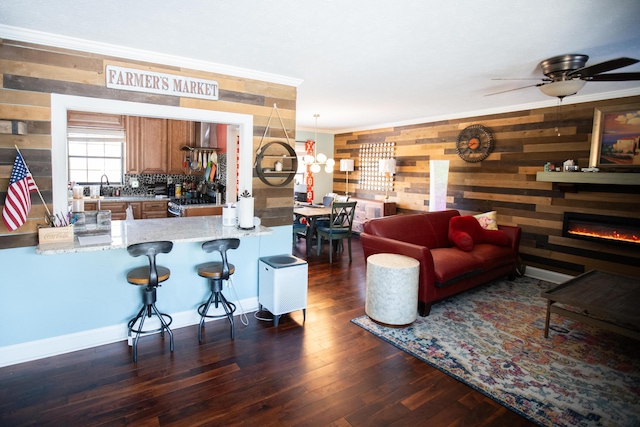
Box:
(541, 270), (640, 340)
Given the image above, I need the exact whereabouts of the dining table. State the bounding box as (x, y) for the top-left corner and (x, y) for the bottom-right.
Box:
(293, 204), (332, 256)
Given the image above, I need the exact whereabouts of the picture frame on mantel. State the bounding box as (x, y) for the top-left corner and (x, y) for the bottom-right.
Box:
(589, 103), (640, 169)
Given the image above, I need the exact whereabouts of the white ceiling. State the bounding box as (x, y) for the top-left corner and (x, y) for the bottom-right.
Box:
(1, 0), (640, 133)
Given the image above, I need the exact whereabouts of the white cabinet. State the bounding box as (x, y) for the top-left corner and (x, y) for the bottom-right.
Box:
(258, 255), (307, 326)
(351, 198), (396, 233)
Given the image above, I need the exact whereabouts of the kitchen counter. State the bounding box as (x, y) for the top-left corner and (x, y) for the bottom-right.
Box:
(71, 195), (170, 202)
(36, 216), (272, 255)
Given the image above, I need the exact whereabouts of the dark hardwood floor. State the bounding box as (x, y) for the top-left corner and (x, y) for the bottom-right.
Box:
(0, 236), (536, 426)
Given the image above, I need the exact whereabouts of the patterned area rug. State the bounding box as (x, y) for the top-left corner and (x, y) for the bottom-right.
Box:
(351, 276), (640, 427)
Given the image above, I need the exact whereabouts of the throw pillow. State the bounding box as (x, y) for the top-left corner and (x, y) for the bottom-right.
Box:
(448, 228), (474, 251)
(474, 211), (498, 230)
(450, 215), (510, 248)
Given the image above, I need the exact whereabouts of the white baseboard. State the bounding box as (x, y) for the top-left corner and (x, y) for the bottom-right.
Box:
(0, 267), (573, 368)
(0, 297), (259, 368)
(524, 266), (572, 284)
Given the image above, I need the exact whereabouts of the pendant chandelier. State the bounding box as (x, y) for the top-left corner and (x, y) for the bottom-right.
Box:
(303, 114), (335, 173)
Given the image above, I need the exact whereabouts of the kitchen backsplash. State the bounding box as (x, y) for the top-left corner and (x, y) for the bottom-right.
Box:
(76, 154), (227, 197)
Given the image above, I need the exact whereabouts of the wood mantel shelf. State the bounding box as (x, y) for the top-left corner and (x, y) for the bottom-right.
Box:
(536, 171), (640, 186)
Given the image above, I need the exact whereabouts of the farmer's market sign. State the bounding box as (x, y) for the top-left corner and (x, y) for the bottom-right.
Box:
(105, 65), (218, 101)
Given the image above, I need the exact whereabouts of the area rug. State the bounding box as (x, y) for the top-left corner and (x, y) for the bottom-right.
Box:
(351, 276), (640, 427)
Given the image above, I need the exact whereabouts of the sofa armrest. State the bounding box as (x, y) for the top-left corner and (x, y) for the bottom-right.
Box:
(498, 225), (521, 254)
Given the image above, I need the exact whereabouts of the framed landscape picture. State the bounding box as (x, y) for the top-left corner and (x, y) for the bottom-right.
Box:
(589, 103), (640, 169)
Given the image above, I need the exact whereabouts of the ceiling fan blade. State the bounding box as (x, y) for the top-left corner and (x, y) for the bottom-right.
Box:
(567, 57), (639, 78)
(587, 72), (640, 81)
(491, 78), (547, 81)
(485, 83), (543, 96)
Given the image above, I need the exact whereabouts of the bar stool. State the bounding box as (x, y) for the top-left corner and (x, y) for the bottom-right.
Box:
(126, 241), (174, 363)
(196, 238), (240, 342)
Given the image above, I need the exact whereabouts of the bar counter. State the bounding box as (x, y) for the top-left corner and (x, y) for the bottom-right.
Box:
(3, 218), (291, 367)
(36, 216), (272, 255)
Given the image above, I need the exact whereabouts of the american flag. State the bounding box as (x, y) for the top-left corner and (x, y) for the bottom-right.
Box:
(2, 152), (38, 231)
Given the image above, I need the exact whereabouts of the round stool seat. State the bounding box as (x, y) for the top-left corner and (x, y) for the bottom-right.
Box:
(197, 262), (235, 279)
(127, 265), (171, 286)
(366, 253), (419, 326)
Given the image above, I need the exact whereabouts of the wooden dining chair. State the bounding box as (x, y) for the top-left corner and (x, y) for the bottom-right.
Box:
(316, 201), (357, 263)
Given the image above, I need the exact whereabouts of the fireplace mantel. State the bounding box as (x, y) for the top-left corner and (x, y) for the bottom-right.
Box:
(536, 171), (640, 186)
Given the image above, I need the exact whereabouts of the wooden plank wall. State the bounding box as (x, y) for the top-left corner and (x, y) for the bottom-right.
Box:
(0, 39), (297, 249)
(334, 96), (640, 277)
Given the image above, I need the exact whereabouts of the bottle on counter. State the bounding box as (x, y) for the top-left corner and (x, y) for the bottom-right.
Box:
(175, 183), (182, 198)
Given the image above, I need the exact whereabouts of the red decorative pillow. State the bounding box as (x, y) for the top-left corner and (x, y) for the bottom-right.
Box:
(449, 216), (510, 249)
(448, 228), (474, 251)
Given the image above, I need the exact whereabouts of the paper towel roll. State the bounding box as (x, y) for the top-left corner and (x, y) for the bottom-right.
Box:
(238, 197), (254, 229)
(72, 199), (84, 212)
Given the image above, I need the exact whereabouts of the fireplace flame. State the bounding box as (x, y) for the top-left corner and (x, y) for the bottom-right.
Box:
(568, 227), (639, 244)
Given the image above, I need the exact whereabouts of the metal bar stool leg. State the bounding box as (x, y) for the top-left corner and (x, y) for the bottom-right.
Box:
(151, 303), (174, 353)
(198, 292), (215, 343)
(196, 238), (240, 343)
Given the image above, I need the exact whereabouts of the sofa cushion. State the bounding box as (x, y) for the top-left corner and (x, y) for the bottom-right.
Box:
(449, 215), (510, 247)
(474, 210), (498, 230)
(449, 228), (474, 251)
(431, 247), (484, 287)
(364, 210), (460, 248)
(469, 243), (516, 271)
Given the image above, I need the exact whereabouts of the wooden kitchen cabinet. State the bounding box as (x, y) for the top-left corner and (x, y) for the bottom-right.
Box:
(125, 116), (142, 174)
(84, 200), (142, 220)
(125, 116), (167, 174)
(139, 117), (168, 174)
(126, 117), (194, 174)
(167, 120), (195, 174)
(141, 200), (168, 219)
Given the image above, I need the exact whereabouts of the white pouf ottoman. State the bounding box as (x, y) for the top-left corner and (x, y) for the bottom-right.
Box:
(366, 253), (419, 326)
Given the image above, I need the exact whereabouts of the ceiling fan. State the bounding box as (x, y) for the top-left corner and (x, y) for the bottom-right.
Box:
(487, 54), (640, 99)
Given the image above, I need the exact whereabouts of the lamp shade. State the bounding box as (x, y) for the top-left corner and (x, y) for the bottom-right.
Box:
(340, 159), (355, 172)
(378, 158), (396, 174)
(539, 79), (586, 98)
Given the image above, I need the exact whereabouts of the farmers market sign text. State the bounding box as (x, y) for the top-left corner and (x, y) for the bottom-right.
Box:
(106, 65), (218, 101)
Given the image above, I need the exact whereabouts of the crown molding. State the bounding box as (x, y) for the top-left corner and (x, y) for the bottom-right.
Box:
(0, 24), (304, 88)
(333, 86), (640, 134)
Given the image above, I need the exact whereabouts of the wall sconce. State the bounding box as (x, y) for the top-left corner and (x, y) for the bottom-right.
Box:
(340, 159), (355, 196)
(378, 158), (396, 199)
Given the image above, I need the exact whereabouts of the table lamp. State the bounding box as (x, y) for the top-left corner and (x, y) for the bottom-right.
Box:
(378, 158), (396, 199)
(340, 159), (355, 196)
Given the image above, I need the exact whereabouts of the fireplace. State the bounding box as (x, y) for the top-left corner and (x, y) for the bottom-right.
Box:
(563, 212), (639, 247)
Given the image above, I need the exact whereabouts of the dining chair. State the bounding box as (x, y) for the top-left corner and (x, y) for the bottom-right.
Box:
(316, 201), (357, 263)
(293, 214), (307, 243)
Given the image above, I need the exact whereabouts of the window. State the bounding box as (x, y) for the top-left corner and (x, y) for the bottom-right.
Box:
(67, 128), (125, 185)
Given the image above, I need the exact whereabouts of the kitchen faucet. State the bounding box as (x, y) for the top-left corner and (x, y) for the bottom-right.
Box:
(100, 174), (110, 196)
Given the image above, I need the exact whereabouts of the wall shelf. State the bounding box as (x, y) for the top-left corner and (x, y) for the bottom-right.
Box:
(255, 141), (298, 187)
(536, 171), (640, 186)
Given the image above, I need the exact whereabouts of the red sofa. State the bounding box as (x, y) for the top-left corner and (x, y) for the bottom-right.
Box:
(360, 210), (521, 316)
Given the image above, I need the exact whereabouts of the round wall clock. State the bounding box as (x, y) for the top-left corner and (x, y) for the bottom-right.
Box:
(456, 124), (494, 163)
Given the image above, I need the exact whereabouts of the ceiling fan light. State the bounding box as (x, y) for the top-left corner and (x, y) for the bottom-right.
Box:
(310, 163), (321, 173)
(324, 164), (334, 173)
(539, 79), (587, 98)
(303, 154), (315, 164)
